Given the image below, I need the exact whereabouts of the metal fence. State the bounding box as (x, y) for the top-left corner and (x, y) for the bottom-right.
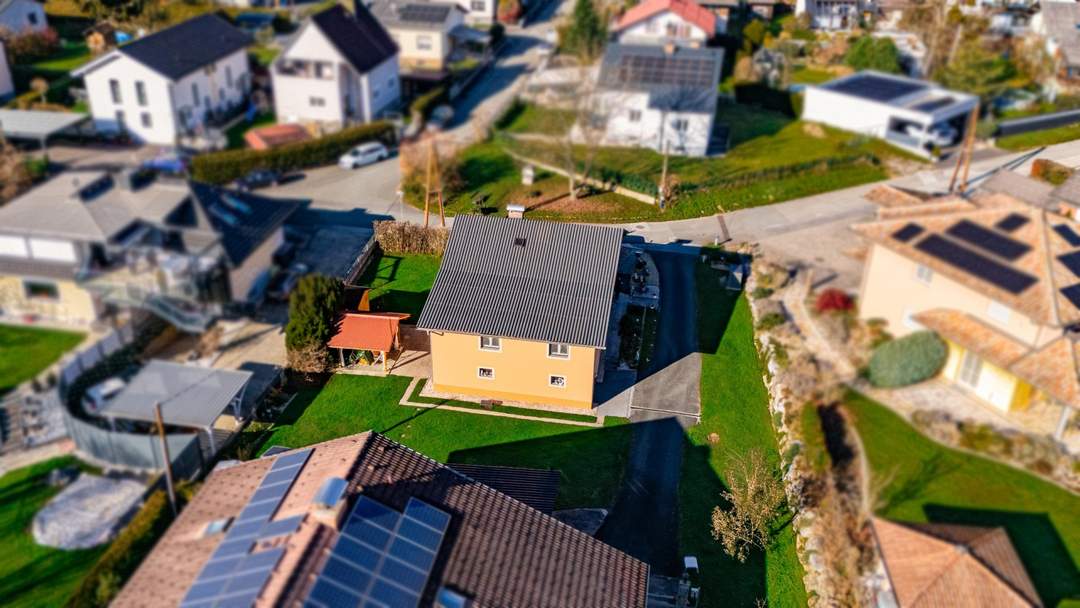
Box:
(63, 411), (204, 479)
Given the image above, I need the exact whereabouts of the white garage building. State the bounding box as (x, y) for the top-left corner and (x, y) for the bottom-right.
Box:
(801, 71), (977, 158)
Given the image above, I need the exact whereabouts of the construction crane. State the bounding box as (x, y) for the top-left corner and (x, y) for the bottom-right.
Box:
(948, 103), (980, 195)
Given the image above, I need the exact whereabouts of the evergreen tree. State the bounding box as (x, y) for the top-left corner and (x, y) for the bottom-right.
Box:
(285, 274), (343, 371)
(562, 0), (606, 61)
(844, 36), (904, 74)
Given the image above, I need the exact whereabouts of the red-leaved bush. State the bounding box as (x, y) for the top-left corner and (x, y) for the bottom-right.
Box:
(815, 289), (854, 313)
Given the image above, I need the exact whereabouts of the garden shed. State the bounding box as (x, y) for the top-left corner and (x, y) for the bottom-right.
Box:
(327, 312), (411, 371)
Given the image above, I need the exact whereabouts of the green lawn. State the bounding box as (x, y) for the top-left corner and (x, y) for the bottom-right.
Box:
(224, 111), (276, 149)
(256, 374), (633, 509)
(495, 101), (575, 135)
(679, 262), (808, 607)
(354, 251), (441, 320)
(789, 66), (836, 85)
(846, 391), (1080, 607)
(0, 324), (83, 395)
(997, 123), (1080, 151)
(0, 456), (105, 608)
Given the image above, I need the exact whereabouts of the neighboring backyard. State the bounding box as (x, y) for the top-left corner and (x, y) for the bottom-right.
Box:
(0, 324), (83, 395)
(996, 123), (1080, 152)
(0, 456), (105, 608)
(419, 101), (912, 223)
(354, 251), (441, 320)
(679, 262), (808, 607)
(253, 374), (634, 510)
(846, 391), (1080, 608)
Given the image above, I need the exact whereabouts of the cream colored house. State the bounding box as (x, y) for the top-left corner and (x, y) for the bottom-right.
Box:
(417, 215), (624, 410)
(373, 1), (466, 74)
(0, 171), (300, 331)
(855, 180), (1080, 438)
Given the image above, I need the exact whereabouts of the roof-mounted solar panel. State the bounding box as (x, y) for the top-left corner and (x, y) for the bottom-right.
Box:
(914, 235), (1037, 294)
(1062, 284), (1080, 309)
(1054, 224), (1080, 247)
(891, 223), (924, 243)
(945, 220), (1031, 260)
(995, 213), (1029, 233)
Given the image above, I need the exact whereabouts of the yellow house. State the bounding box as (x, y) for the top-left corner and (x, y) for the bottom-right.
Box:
(373, 1), (466, 74)
(855, 182), (1080, 438)
(417, 215), (624, 410)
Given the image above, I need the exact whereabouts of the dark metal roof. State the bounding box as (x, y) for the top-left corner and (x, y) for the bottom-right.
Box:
(310, 4), (398, 74)
(449, 463), (561, 514)
(598, 43), (723, 113)
(417, 215), (624, 348)
(185, 183), (304, 266)
(397, 2), (454, 23)
(823, 72), (928, 102)
(0, 256), (78, 281)
(115, 14), (252, 80)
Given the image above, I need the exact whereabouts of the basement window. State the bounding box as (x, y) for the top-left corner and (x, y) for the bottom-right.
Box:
(549, 375), (567, 388)
(478, 367), (494, 379)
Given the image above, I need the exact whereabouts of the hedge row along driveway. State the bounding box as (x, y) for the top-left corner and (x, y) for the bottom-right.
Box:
(190, 121), (395, 184)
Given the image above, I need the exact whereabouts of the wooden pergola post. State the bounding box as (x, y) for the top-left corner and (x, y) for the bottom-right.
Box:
(381, 350), (387, 373)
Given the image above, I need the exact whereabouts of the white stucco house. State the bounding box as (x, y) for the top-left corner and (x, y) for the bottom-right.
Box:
(450, 0), (495, 24)
(372, 1), (466, 75)
(796, 0), (872, 30)
(0, 41), (13, 103)
(801, 71), (977, 157)
(612, 0), (720, 44)
(272, 3), (400, 131)
(73, 14), (253, 147)
(582, 43), (724, 157)
(0, 0), (47, 34)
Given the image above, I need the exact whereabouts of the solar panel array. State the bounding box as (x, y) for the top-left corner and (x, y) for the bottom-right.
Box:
(305, 496), (451, 608)
(1062, 284), (1080, 310)
(1054, 224), (1080, 247)
(914, 235), (1037, 294)
(945, 220), (1031, 261)
(828, 74), (927, 102)
(892, 223), (925, 243)
(911, 97), (955, 112)
(180, 448), (312, 608)
(1060, 252), (1080, 279)
(614, 54), (716, 89)
(398, 3), (450, 23)
(995, 213), (1029, 233)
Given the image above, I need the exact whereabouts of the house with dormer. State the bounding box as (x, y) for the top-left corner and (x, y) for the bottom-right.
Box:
(0, 171), (300, 331)
(272, 3), (400, 131)
(855, 180), (1080, 440)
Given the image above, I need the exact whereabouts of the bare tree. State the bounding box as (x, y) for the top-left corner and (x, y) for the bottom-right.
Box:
(710, 448), (788, 563)
(653, 84), (713, 209)
(0, 139), (32, 203)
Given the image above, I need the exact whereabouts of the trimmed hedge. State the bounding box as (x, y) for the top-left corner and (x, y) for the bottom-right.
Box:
(65, 489), (176, 608)
(867, 331), (947, 388)
(409, 86), (448, 121)
(190, 121), (395, 184)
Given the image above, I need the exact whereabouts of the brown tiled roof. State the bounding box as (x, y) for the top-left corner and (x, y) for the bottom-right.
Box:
(872, 517), (1041, 608)
(854, 193), (1080, 327)
(114, 433), (649, 608)
(914, 309), (1080, 408)
(448, 463), (561, 514)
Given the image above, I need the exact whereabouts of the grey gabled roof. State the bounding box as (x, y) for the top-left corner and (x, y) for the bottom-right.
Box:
(103, 14), (251, 81)
(99, 360), (252, 428)
(1040, 1), (1080, 67)
(417, 215), (623, 348)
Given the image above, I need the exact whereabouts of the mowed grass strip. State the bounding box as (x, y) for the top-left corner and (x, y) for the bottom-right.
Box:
(0, 324), (84, 395)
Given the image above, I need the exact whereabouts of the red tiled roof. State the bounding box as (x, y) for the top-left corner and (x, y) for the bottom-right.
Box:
(615, 0), (717, 36)
(327, 312), (409, 352)
(244, 123), (311, 150)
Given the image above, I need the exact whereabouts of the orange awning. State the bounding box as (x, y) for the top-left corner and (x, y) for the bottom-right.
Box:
(327, 313), (410, 352)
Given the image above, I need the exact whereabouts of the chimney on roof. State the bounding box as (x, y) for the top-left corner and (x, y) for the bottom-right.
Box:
(664, 41), (677, 55)
(507, 204), (525, 219)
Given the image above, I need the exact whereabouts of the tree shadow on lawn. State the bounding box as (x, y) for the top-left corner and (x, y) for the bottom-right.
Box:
(922, 504), (1080, 607)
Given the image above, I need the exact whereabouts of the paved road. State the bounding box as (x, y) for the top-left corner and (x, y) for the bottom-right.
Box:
(596, 416), (684, 576)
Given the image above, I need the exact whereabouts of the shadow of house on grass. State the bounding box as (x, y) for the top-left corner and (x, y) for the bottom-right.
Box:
(355, 253), (435, 320)
(922, 504), (1080, 607)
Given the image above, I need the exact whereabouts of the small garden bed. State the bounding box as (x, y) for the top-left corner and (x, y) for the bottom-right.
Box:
(618, 304), (658, 370)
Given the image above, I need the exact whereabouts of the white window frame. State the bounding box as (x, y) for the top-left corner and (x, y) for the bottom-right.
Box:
(23, 280), (59, 301)
(140, 112), (152, 128)
(958, 350), (982, 389)
(109, 78), (121, 104)
(417, 34), (433, 51)
(203, 517), (231, 536)
(477, 367), (495, 379)
(479, 335), (501, 351)
(628, 109), (642, 123)
(987, 300), (1012, 324)
(549, 375), (567, 388)
(310, 97), (325, 107)
(547, 343), (570, 359)
(915, 263), (933, 284)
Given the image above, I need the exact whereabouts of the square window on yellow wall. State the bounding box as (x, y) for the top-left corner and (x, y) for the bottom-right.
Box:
(478, 367), (494, 379)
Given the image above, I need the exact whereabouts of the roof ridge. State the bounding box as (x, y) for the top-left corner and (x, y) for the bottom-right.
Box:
(1037, 209), (1065, 326)
(956, 540), (1040, 608)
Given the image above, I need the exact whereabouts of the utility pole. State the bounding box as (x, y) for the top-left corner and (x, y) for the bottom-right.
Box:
(422, 133), (446, 229)
(948, 103), (980, 195)
(154, 401), (178, 516)
(659, 139), (669, 210)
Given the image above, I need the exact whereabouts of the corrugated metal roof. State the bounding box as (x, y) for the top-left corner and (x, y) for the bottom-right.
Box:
(417, 215), (623, 348)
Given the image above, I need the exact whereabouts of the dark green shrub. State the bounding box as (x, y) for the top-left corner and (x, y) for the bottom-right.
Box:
(409, 86), (448, 120)
(65, 489), (178, 608)
(190, 122), (394, 184)
(751, 287), (774, 300)
(285, 274), (343, 373)
(867, 331), (947, 388)
(756, 312), (786, 331)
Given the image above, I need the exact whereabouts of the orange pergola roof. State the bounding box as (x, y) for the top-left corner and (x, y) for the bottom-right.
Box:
(327, 312), (410, 352)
